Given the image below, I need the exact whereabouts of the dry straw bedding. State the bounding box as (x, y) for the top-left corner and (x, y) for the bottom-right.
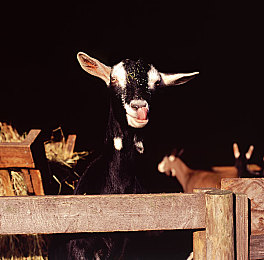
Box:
(0, 123), (88, 260)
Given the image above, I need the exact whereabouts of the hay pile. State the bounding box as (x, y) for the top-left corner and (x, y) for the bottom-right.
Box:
(44, 127), (88, 193)
(44, 127), (88, 168)
(0, 122), (26, 142)
(0, 123), (88, 259)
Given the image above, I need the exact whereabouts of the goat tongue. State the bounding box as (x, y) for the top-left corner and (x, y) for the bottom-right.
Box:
(137, 107), (148, 120)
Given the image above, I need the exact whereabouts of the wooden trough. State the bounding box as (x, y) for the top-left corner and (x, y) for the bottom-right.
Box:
(0, 128), (78, 196)
(0, 129), (45, 195)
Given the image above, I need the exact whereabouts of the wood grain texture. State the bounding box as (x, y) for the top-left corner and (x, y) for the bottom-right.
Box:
(0, 129), (41, 168)
(30, 169), (45, 195)
(0, 170), (15, 196)
(0, 193), (206, 235)
(205, 190), (234, 260)
(65, 134), (76, 157)
(21, 169), (34, 194)
(221, 178), (264, 235)
(193, 230), (206, 260)
(235, 193), (249, 260)
(250, 234), (264, 259)
(193, 188), (216, 260)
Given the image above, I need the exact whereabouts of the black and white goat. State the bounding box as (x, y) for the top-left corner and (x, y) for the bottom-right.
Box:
(74, 52), (198, 197)
(59, 52), (198, 259)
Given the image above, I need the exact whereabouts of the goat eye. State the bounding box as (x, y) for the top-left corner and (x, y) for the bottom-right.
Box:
(111, 77), (119, 86)
(155, 80), (161, 87)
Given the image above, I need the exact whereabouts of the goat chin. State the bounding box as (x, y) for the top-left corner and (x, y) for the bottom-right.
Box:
(126, 114), (149, 128)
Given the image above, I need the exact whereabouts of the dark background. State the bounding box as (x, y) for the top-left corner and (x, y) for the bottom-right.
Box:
(1, 1), (263, 169)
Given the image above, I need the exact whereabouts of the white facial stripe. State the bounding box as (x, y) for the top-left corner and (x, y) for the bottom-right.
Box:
(111, 62), (127, 88)
(147, 65), (160, 89)
(114, 137), (123, 151)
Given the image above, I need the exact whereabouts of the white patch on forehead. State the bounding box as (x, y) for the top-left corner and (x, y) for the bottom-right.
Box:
(111, 62), (127, 88)
(114, 137), (123, 151)
(147, 65), (160, 89)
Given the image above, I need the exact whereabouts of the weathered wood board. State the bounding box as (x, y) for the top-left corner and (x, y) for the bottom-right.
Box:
(221, 178), (264, 235)
(30, 169), (45, 195)
(250, 234), (264, 259)
(0, 193), (206, 235)
(0, 129), (41, 168)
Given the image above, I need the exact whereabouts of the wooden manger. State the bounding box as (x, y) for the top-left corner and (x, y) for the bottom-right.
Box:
(0, 129), (45, 195)
(0, 128), (78, 196)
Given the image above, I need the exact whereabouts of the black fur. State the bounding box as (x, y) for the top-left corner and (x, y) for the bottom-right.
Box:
(49, 60), (154, 260)
(49, 58), (195, 259)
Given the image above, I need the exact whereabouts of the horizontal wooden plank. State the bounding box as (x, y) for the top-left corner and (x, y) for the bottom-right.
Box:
(0, 145), (35, 168)
(0, 193), (206, 234)
(221, 178), (264, 234)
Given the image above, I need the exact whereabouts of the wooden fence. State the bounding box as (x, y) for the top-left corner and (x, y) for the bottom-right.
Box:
(0, 130), (263, 259)
(1, 185), (262, 260)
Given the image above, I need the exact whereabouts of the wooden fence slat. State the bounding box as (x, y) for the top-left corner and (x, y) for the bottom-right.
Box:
(0, 170), (15, 196)
(205, 190), (234, 260)
(21, 169), (34, 194)
(65, 134), (76, 157)
(0, 193), (206, 235)
(30, 169), (45, 195)
(193, 188), (218, 260)
(235, 193), (249, 260)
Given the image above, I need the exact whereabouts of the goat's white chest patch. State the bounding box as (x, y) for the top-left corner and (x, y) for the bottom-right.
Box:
(134, 136), (144, 154)
(114, 137), (123, 151)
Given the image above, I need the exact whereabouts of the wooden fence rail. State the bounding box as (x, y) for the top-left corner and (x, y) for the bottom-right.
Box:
(0, 189), (241, 259)
(0, 182), (263, 259)
(0, 193), (206, 234)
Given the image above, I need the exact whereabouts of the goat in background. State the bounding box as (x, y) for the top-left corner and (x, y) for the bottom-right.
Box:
(158, 143), (261, 193)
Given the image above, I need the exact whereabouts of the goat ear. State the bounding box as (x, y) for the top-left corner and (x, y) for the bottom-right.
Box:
(233, 143), (240, 159)
(77, 52), (111, 86)
(245, 145), (254, 160)
(160, 72), (199, 86)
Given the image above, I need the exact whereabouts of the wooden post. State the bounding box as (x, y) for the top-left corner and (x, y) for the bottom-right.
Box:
(193, 188), (217, 260)
(205, 189), (234, 260)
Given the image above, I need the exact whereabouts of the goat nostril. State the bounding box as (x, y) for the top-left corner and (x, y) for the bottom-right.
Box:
(130, 101), (147, 110)
(131, 104), (139, 110)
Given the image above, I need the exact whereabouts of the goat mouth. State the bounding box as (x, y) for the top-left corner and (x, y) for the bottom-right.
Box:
(124, 103), (149, 128)
(126, 113), (149, 128)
